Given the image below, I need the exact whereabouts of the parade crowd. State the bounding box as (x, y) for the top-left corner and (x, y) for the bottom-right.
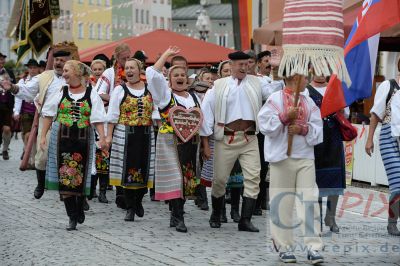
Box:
(0, 43), (399, 265)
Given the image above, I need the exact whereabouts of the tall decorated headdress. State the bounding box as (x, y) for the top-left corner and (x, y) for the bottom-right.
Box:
(45, 41), (80, 70)
(278, 0), (350, 86)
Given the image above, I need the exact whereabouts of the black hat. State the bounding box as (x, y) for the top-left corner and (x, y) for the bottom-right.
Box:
(210, 63), (219, 74)
(39, 60), (47, 68)
(0, 52), (7, 58)
(53, 50), (71, 58)
(133, 50), (148, 61)
(257, 50), (271, 61)
(24, 59), (39, 67)
(93, 53), (111, 68)
(228, 51), (251, 61)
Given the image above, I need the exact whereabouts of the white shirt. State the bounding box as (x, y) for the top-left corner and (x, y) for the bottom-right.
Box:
(391, 91), (400, 137)
(146, 66), (199, 109)
(41, 86), (106, 124)
(257, 90), (323, 163)
(95, 67), (115, 95)
(16, 72), (65, 106)
(370, 79), (400, 120)
(199, 75), (278, 136)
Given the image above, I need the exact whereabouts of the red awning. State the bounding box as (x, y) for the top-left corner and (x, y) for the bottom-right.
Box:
(79, 29), (235, 67)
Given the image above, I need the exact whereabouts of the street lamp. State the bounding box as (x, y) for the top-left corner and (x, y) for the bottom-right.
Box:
(196, 6), (211, 41)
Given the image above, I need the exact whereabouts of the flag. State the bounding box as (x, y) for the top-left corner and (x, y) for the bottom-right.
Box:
(321, 0), (400, 117)
(11, 0), (60, 65)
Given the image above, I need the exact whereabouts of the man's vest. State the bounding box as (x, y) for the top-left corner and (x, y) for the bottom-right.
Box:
(213, 75), (262, 140)
(37, 70), (55, 113)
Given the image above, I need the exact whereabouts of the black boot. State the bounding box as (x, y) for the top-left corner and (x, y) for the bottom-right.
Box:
(221, 197), (228, 223)
(199, 184), (209, 211)
(225, 188), (232, 204)
(209, 196), (224, 228)
(238, 197), (259, 232)
(135, 188), (147, 217)
(64, 196), (77, 231)
(76, 196), (86, 224)
(88, 175), (98, 200)
(82, 198), (90, 211)
(124, 189), (135, 221)
(98, 174), (109, 203)
(324, 195), (339, 233)
(171, 199), (187, 232)
(34, 170), (46, 199)
(388, 196), (400, 236)
(230, 187), (241, 223)
(115, 186), (126, 209)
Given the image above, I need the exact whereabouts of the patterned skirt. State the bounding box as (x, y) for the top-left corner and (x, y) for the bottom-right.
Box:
(109, 124), (155, 189)
(379, 124), (400, 195)
(46, 122), (94, 196)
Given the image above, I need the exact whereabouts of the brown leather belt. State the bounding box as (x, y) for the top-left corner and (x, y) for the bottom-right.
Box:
(224, 131), (256, 136)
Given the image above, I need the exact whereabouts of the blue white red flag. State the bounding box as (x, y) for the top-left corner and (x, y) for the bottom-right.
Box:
(321, 0), (400, 117)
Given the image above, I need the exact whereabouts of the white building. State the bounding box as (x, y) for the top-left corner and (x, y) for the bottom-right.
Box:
(0, 0), (16, 61)
(132, 0), (172, 36)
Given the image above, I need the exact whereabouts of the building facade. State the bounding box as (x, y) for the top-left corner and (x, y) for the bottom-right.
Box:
(52, 1), (74, 44)
(172, 2), (233, 48)
(112, 0), (134, 40)
(0, 0), (16, 60)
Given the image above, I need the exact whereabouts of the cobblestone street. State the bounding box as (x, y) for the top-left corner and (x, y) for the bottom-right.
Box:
(1, 139), (400, 265)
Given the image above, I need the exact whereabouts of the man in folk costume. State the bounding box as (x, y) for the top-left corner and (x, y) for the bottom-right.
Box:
(1, 47), (74, 199)
(13, 59), (40, 168)
(200, 51), (279, 232)
(96, 43), (131, 209)
(0, 52), (16, 160)
(259, 0), (351, 263)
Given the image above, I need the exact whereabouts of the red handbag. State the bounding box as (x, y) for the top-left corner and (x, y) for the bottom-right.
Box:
(334, 111), (358, 141)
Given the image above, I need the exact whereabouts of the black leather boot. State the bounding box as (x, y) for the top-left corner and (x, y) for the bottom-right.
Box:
(135, 188), (147, 217)
(115, 186), (126, 209)
(388, 197), (400, 236)
(238, 197), (259, 232)
(230, 187), (241, 223)
(124, 189), (135, 221)
(34, 170), (46, 199)
(324, 195), (339, 233)
(88, 175), (98, 200)
(98, 175), (109, 203)
(64, 196), (77, 231)
(76, 196), (86, 224)
(209, 196), (224, 228)
(221, 197), (228, 223)
(171, 199), (187, 232)
(198, 184), (209, 211)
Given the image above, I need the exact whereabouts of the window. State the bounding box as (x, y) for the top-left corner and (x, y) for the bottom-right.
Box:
(135, 9), (139, 23)
(106, 25), (111, 40)
(160, 17), (165, 29)
(167, 18), (171, 30)
(120, 16), (125, 29)
(59, 10), (64, 29)
(66, 10), (71, 30)
(153, 16), (157, 28)
(146, 11), (149, 25)
(78, 23), (84, 39)
(89, 24), (95, 39)
(105, 0), (110, 6)
(97, 24), (102, 40)
(218, 34), (227, 47)
(97, 0), (102, 5)
(140, 10), (144, 24)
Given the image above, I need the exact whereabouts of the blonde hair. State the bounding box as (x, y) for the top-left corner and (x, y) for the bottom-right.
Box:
(125, 57), (143, 71)
(65, 60), (92, 85)
(114, 43), (131, 57)
(90, 59), (106, 70)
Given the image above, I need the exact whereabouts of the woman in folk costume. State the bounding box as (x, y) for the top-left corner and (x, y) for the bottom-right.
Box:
(96, 43), (131, 209)
(40, 60), (107, 231)
(87, 58), (110, 203)
(106, 58), (155, 222)
(366, 60), (400, 236)
(260, 0), (352, 263)
(146, 46), (202, 233)
(306, 72), (349, 233)
(200, 60), (243, 223)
